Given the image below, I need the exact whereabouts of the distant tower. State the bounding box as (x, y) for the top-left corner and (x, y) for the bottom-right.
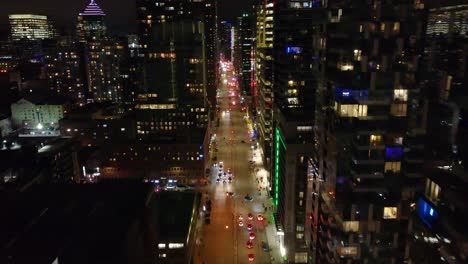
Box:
(76, 0), (106, 41)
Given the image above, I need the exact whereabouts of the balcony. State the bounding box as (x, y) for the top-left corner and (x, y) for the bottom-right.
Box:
(351, 170), (384, 179)
(352, 158), (384, 165)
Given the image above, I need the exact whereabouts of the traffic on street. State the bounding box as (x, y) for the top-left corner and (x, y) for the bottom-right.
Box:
(194, 61), (281, 264)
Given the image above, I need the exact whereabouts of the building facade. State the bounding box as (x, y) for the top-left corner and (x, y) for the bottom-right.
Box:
(8, 14), (52, 41)
(310, 1), (427, 263)
(11, 96), (68, 129)
(271, 1), (322, 261)
(254, 0), (275, 169)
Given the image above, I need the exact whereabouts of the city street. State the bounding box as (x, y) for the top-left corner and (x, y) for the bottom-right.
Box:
(194, 62), (281, 264)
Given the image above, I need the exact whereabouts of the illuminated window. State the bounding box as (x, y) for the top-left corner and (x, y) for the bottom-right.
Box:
(168, 243), (184, 249)
(287, 98), (299, 105)
(384, 162), (401, 173)
(390, 103), (407, 116)
(338, 62), (354, 71)
(287, 89), (298, 95)
(338, 104), (367, 117)
(353, 49), (362, 61)
(343, 221), (359, 232)
(425, 179), (441, 203)
(158, 243), (166, 249)
(393, 89), (408, 101)
(370, 135), (382, 146)
(189, 58), (199, 64)
(383, 207), (398, 219)
(393, 22), (400, 33)
(297, 126), (312, 132)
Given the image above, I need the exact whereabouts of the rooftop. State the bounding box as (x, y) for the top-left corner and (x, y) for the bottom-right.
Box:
(0, 182), (152, 263)
(0, 182), (197, 263)
(79, 0), (106, 16)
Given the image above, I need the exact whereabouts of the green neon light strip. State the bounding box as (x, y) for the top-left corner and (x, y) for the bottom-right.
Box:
(274, 127), (285, 207)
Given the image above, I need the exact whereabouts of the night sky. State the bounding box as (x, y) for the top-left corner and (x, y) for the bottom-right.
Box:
(0, 0), (251, 35)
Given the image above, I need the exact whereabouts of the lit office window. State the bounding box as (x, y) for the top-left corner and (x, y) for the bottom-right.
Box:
(393, 89), (408, 101)
(343, 221), (359, 232)
(383, 207), (398, 219)
(370, 135), (382, 146)
(390, 103), (407, 116)
(384, 162), (401, 173)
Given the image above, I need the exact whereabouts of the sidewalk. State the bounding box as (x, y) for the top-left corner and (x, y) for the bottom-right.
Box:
(265, 212), (283, 264)
(249, 145), (283, 264)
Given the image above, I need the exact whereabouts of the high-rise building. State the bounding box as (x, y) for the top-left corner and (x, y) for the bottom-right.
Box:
(310, 1), (427, 263)
(254, 0), (275, 169)
(135, 0), (217, 112)
(43, 37), (87, 104)
(84, 39), (124, 103)
(426, 3), (468, 36)
(76, 0), (123, 103)
(8, 14), (52, 41)
(132, 0), (211, 185)
(119, 35), (142, 105)
(409, 3), (468, 263)
(236, 14), (253, 96)
(219, 21), (233, 60)
(203, 0), (218, 114)
(270, 1), (322, 261)
(76, 0), (107, 42)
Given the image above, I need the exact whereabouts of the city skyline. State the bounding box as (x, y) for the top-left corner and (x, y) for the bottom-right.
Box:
(0, 0), (251, 34)
(0, 0), (467, 263)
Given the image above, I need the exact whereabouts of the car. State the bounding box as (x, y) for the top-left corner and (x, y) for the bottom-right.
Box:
(212, 156), (217, 161)
(219, 164), (224, 169)
(223, 172), (227, 176)
(213, 162), (218, 167)
(249, 232), (256, 240)
(248, 213), (254, 220)
(216, 178), (220, 184)
(238, 220), (244, 227)
(176, 184), (187, 191)
(226, 192), (234, 197)
(246, 240), (253, 249)
(228, 177), (232, 183)
(223, 179), (227, 184)
(247, 223), (253, 231)
(244, 195), (253, 202)
(227, 168), (231, 173)
(238, 215), (244, 221)
(218, 173), (222, 177)
(262, 241), (270, 252)
(241, 140), (246, 143)
(248, 253), (255, 262)
(257, 214), (264, 221)
(165, 183), (176, 190)
(187, 184), (196, 190)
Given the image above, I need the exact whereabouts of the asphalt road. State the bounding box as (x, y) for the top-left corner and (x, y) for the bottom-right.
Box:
(195, 63), (273, 264)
